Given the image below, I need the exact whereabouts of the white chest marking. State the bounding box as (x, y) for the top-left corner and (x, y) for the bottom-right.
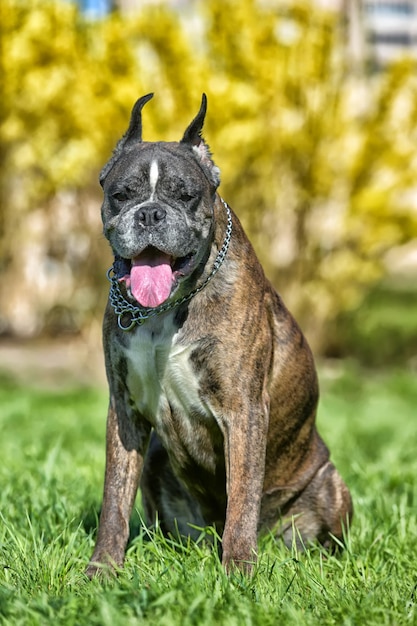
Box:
(163, 345), (205, 416)
(122, 322), (208, 426)
(124, 328), (167, 419)
(149, 160), (159, 201)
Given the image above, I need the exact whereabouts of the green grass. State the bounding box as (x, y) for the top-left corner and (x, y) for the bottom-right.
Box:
(0, 364), (416, 625)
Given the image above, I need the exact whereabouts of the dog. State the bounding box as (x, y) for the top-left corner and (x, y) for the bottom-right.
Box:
(86, 94), (352, 577)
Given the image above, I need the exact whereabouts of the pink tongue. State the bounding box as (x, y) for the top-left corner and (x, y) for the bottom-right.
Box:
(130, 252), (173, 308)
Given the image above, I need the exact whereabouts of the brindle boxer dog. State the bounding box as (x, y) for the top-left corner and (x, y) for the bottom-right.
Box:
(86, 94), (352, 577)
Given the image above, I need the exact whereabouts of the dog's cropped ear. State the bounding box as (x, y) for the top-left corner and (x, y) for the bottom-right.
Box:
(99, 93), (154, 186)
(181, 94), (220, 188)
(181, 93), (207, 146)
(123, 93), (154, 145)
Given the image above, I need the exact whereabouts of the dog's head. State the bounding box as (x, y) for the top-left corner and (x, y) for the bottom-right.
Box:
(100, 94), (221, 309)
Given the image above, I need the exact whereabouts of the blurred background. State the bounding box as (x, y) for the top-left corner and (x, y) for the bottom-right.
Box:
(1, 0), (417, 383)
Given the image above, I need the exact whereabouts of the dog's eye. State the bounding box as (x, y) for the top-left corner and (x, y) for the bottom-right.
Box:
(112, 191), (129, 202)
(180, 193), (194, 203)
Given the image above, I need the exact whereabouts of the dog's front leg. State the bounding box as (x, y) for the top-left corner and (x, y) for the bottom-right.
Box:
(86, 397), (151, 578)
(221, 403), (268, 574)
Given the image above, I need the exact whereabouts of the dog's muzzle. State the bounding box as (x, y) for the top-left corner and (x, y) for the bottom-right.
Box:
(107, 198), (233, 331)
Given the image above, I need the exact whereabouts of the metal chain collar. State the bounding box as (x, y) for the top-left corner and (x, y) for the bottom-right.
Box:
(107, 198), (233, 331)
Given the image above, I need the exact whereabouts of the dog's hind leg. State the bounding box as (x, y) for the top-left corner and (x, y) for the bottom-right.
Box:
(262, 461), (353, 551)
(140, 432), (206, 541)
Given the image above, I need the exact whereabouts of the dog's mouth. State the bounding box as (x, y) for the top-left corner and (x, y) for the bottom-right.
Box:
(118, 247), (195, 308)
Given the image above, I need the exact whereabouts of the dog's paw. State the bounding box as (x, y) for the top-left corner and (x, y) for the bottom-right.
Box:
(222, 544), (257, 577)
(85, 556), (120, 580)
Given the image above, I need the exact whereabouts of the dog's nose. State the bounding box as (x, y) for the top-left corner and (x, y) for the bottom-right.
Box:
(135, 205), (167, 227)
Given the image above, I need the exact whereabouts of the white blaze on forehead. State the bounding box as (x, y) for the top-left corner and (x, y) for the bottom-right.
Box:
(149, 160), (159, 200)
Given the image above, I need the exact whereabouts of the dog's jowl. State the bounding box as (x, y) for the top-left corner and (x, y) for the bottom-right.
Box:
(86, 94), (352, 577)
